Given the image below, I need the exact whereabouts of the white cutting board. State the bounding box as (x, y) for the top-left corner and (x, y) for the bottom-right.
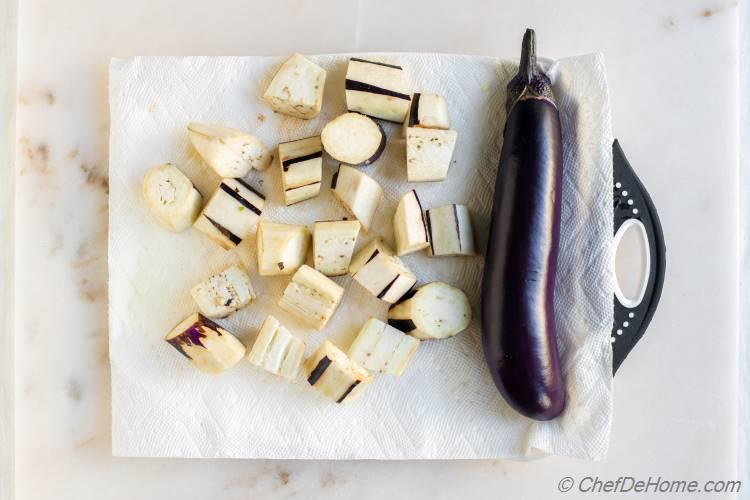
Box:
(7, 0), (740, 498)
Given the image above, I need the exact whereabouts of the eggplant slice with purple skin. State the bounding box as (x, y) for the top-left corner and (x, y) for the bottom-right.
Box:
(481, 29), (565, 421)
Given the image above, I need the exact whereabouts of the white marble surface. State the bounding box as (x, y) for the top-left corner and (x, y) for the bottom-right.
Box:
(739, 0), (749, 494)
(11, 0), (741, 499)
(0, 1), (16, 499)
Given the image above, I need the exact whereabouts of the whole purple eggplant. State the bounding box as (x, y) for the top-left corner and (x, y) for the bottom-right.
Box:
(481, 29), (565, 421)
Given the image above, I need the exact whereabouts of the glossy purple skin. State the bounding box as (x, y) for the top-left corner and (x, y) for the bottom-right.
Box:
(481, 96), (565, 421)
(166, 315), (222, 360)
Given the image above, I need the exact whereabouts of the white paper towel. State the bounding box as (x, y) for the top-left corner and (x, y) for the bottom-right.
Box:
(109, 53), (613, 460)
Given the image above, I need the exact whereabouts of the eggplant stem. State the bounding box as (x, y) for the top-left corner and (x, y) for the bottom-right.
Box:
(505, 28), (555, 113)
(520, 29), (536, 86)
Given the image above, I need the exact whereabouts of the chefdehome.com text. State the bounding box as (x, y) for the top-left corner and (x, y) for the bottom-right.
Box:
(557, 476), (741, 494)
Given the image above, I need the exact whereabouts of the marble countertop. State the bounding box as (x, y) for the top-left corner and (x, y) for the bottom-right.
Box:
(6, 0), (742, 498)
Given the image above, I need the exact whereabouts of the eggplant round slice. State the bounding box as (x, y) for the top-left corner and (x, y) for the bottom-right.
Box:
(321, 112), (386, 166)
(388, 282), (471, 340)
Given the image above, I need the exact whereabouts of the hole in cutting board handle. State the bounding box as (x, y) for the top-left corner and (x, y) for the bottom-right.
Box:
(614, 219), (650, 308)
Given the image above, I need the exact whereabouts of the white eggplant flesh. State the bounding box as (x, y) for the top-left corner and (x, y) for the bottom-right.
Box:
(284, 183), (321, 206)
(403, 93), (451, 133)
(349, 239), (416, 304)
(393, 189), (429, 256)
(426, 204), (476, 256)
(321, 113), (386, 166)
(263, 53), (326, 119)
(306, 341), (371, 403)
(190, 265), (256, 319)
(387, 282), (471, 340)
(312, 220), (361, 276)
(165, 313), (246, 374)
(405, 128), (458, 182)
(279, 136), (323, 205)
(278, 265), (344, 330)
(188, 122), (273, 177)
(345, 58), (411, 123)
(348, 317), (420, 376)
(247, 315), (306, 381)
(256, 221), (310, 276)
(142, 163), (202, 232)
(330, 165), (383, 232)
(193, 178), (265, 249)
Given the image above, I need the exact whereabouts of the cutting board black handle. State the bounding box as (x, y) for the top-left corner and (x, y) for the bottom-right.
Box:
(611, 140), (666, 374)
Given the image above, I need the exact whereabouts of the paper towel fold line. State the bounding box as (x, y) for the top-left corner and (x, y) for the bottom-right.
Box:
(109, 52), (613, 460)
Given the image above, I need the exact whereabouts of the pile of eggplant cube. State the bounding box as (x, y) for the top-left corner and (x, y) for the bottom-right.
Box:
(144, 53), (475, 404)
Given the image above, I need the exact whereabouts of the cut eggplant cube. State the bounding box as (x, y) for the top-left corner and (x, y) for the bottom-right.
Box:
(321, 112), (386, 166)
(193, 178), (265, 249)
(190, 265), (256, 319)
(278, 265), (344, 330)
(285, 183), (321, 206)
(247, 315), (306, 381)
(279, 136), (323, 205)
(406, 128), (458, 182)
(403, 93), (451, 131)
(349, 238), (416, 304)
(387, 282), (471, 340)
(165, 313), (246, 374)
(313, 220), (361, 276)
(263, 53), (326, 119)
(426, 204), (476, 256)
(345, 57), (411, 123)
(348, 317), (420, 376)
(330, 164), (383, 232)
(306, 341), (371, 403)
(142, 163), (202, 232)
(256, 221), (310, 276)
(393, 189), (430, 256)
(188, 122), (273, 177)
